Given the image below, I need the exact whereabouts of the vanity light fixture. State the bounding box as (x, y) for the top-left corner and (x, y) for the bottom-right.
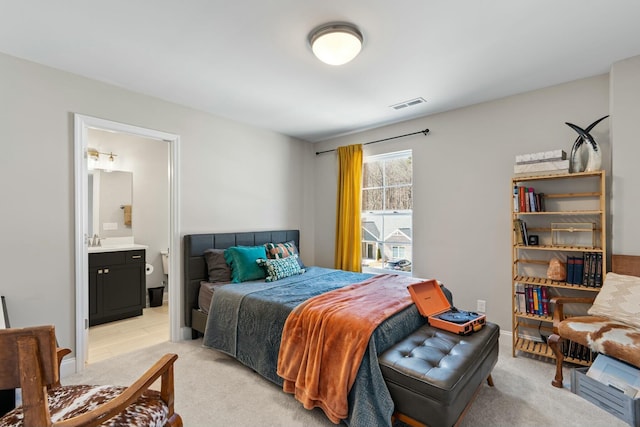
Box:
(308, 23), (363, 66)
(87, 148), (117, 171)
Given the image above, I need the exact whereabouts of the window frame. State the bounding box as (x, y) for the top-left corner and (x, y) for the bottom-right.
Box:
(361, 150), (413, 275)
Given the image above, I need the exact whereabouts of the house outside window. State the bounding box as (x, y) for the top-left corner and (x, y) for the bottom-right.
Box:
(361, 150), (412, 273)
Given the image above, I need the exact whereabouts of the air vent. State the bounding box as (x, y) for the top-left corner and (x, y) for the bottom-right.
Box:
(390, 97), (427, 111)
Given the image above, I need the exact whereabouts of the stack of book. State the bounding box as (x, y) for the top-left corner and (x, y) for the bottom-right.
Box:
(513, 186), (544, 213)
(514, 149), (568, 177)
(562, 339), (598, 363)
(572, 252), (604, 287)
(515, 283), (550, 316)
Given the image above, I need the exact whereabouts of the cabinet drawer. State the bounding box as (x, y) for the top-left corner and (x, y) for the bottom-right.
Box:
(126, 250), (145, 263)
(89, 251), (126, 267)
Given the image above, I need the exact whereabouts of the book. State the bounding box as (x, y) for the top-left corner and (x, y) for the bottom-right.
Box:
(519, 186), (526, 212)
(595, 253), (603, 287)
(588, 252), (597, 287)
(535, 286), (543, 314)
(515, 283), (527, 313)
(574, 256), (584, 286)
(513, 219), (525, 245)
(520, 221), (529, 246)
(524, 187), (530, 212)
(526, 285), (535, 314)
(566, 256), (575, 284)
(540, 286), (549, 315)
(583, 252), (591, 286)
(528, 187), (536, 212)
(532, 286), (540, 315)
(513, 185), (519, 212)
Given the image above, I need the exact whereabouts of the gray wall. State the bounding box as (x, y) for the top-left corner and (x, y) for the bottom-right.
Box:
(314, 74), (613, 332)
(0, 52), (314, 354)
(611, 55), (640, 255)
(1, 47), (638, 357)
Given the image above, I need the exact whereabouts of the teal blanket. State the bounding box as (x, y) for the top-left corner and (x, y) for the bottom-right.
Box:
(202, 266), (426, 427)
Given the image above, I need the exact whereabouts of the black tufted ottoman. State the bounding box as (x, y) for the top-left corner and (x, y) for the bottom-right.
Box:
(379, 322), (500, 427)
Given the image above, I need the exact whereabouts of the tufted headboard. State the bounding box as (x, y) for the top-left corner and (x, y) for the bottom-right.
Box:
(182, 230), (300, 328)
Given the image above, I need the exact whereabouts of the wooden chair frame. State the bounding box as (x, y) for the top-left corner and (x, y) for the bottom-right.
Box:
(548, 254), (640, 388)
(0, 325), (182, 427)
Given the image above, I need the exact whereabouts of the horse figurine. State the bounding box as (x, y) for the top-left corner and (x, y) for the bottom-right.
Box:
(566, 115), (608, 173)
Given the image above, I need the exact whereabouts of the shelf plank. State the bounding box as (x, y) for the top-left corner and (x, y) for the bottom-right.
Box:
(512, 170), (603, 183)
(514, 210), (602, 215)
(513, 275), (601, 291)
(514, 312), (552, 322)
(515, 244), (602, 252)
(514, 338), (592, 367)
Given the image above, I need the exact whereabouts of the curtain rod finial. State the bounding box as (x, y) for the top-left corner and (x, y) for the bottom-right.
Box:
(422, 129), (429, 136)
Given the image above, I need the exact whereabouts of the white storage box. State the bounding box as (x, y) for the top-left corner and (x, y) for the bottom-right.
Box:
(572, 367), (640, 427)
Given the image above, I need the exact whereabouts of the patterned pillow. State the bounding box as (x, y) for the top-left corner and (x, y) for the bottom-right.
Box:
(264, 241), (305, 268)
(588, 272), (640, 328)
(256, 255), (305, 282)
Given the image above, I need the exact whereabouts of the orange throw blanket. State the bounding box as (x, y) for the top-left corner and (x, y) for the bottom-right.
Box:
(277, 273), (420, 424)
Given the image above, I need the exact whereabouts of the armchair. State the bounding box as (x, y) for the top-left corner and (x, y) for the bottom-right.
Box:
(0, 325), (182, 427)
(548, 254), (640, 388)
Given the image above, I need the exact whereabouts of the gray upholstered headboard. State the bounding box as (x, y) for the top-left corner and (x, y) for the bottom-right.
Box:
(183, 230), (300, 327)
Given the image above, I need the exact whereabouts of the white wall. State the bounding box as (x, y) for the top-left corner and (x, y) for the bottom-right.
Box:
(611, 56), (640, 255)
(314, 75), (611, 331)
(0, 52), (313, 354)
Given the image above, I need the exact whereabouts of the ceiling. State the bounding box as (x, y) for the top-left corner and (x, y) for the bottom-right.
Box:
(1, 1), (640, 142)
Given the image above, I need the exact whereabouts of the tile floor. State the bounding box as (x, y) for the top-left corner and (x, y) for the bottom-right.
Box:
(88, 303), (169, 364)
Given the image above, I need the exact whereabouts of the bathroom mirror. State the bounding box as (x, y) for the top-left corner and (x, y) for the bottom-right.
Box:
(88, 170), (133, 238)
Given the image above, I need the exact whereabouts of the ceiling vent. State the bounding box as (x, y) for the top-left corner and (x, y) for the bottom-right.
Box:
(390, 97), (427, 111)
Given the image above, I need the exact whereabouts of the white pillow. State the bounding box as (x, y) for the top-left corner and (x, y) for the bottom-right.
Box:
(588, 272), (640, 328)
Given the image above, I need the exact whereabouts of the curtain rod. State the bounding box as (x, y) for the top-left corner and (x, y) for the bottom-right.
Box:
(315, 128), (430, 155)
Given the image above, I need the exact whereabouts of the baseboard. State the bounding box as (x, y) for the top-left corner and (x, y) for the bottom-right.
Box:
(60, 356), (77, 378)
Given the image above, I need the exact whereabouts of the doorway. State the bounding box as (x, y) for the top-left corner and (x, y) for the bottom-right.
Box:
(74, 114), (180, 373)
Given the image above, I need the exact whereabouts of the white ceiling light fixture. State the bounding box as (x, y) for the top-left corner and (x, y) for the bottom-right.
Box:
(309, 23), (363, 66)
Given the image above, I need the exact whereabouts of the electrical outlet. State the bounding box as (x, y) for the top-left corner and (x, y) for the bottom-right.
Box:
(477, 299), (486, 313)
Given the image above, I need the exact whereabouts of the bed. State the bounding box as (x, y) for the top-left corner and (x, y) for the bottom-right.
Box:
(183, 230), (429, 427)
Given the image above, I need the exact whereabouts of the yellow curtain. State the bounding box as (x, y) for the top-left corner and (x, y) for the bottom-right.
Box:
(335, 144), (363, 272)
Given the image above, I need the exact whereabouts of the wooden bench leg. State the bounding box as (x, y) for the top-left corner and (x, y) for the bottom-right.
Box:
(392, 412), (426, 427)
(391, 374), (496, 427)
(486, 374), (494, 387)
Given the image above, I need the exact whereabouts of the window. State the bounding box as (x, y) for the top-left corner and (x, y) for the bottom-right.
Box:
(361, 150), (412, 273)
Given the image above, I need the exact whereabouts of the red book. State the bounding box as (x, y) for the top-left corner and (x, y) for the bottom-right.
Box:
(541, 286), (549, 315)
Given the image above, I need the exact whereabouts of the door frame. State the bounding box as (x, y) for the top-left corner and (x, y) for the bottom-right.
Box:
(74, 114), (181, 372)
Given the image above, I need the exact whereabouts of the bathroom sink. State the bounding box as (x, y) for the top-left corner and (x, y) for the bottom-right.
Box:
(88, 243), (148, 253)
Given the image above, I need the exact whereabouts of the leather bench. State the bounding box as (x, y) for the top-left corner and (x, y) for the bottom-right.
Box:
(379, 322), (500, 427)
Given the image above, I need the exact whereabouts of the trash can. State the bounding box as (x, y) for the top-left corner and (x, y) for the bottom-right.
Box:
(148, 286), (164, 307)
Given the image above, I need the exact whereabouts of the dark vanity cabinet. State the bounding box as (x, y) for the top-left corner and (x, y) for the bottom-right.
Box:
(89, 250), (145, 326)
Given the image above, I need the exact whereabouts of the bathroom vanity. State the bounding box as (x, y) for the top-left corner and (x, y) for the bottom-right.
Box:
(88, 246), (146, 326)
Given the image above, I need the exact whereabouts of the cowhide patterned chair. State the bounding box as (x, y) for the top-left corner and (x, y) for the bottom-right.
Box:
(0, 325), (182, 427)
(548, 254), (640, 388)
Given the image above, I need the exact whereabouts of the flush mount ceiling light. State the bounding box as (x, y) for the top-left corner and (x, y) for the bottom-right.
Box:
(308, 23), (363, 66)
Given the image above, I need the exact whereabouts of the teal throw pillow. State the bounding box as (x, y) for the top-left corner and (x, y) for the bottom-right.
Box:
(224, 245), (267, 283)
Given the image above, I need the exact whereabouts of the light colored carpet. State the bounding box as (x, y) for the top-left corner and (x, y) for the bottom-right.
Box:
(64, 335), (629, 427)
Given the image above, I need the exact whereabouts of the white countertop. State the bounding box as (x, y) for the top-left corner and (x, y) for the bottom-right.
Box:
(88, 243), (148, 253)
